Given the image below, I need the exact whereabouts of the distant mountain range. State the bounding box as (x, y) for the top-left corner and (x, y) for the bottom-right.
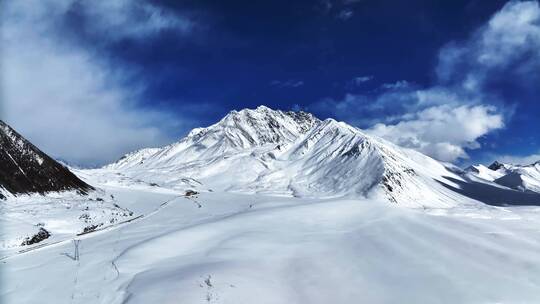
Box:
(466, 160), (540, 193)
(1, 107), (539, 207)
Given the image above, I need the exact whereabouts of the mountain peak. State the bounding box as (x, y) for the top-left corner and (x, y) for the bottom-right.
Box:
(225, 105), (278, 116)
(488, 161), (507, 171)
(255, 105), (272, 112)
(206, 106), (321, 146)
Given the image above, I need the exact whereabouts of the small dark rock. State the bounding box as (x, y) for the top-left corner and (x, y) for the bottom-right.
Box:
(185, 190), (199, 197)
(21, 228), (50, 246)
(488, 161), (505, 171)
(82, 224), (99, 233)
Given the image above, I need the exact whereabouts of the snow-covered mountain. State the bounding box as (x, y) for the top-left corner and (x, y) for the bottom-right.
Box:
(0, 120), (93, 199)
(466, 160), (540, 194)
(106, 106), (472, 208)
(4, 107), (540, 304)
(464, 164), (505, 182)
(495, 162), (540, 193)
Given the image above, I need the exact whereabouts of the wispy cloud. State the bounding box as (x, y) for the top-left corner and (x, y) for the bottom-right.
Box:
(270, 80), (305, 88)
(437, 1), (540, 86)
(76, 0), (193, 41)
(380, 80), (410, 90)
(337, 9), (354, 20)
(0, 0), (195, 166)
(352, 75), (374, 85)
(318, 0), (359, 20)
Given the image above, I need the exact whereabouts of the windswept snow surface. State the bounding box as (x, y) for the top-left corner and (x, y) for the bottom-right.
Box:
(2, 169), (540, 304)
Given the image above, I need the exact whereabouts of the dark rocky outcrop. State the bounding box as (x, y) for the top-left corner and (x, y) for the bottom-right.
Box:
(21, 228), (51, 246)
(0, 120), (94, 197)
(185, 189), (199, 197)
(488, 161), (506, 171)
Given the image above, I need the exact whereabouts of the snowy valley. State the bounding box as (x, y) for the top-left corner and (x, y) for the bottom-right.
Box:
(1, 107), (540, 303)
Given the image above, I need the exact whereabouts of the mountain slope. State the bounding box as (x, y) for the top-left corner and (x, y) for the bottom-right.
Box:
(105, 107), (471, 208)
(467, 160), (540, 194)
(0, 120), (93, 198)
(493, 161), (540, 193)
(464, 164), (505, 182)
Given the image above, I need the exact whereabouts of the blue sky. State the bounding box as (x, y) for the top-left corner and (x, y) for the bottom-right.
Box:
(1, 0), (539, 166)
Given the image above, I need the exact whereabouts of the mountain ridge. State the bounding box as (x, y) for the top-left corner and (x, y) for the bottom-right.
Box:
(0, 120), (94, 198)
(466, 159), (540, 194)
(104, 106), (472, 207)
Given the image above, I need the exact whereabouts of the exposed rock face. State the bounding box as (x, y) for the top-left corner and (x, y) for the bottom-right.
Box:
(21, 228), (51, 246)
(0, 120), (94, 197)
(488, 161), (507, 171)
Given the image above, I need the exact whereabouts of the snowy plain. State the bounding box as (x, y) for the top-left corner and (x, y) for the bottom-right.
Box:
(2, 169), (540, 304)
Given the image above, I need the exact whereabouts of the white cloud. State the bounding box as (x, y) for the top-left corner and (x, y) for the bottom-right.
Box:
(315, 83), (507, 162)
(310, 86), (470, 127)
(437, 0), (540, 88)
(311, 1), (540, 162)
(0, 0), (193, 165)
(369, 105), (504, 162)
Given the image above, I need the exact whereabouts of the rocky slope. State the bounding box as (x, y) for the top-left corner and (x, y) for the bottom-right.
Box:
(0, 120), (93, 198)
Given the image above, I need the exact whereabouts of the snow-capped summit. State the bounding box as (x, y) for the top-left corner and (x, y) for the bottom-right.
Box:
(465, 159), (540, 195)
(0, 120), (93, 198)
(488, 161), (509, 172)
(109, 106), (320, 169)
(189, 105), (320, 147)
(106, 106), (471, 207)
